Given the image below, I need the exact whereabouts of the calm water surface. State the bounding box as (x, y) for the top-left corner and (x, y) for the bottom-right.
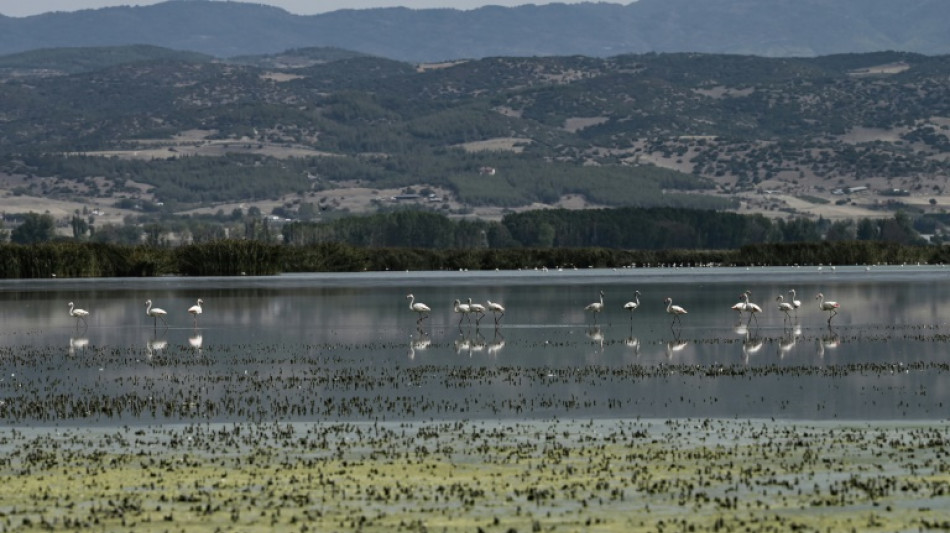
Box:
(1, 266), (949, 425)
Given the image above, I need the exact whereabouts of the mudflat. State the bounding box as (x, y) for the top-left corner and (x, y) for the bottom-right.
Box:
(2, 418), (948, 531)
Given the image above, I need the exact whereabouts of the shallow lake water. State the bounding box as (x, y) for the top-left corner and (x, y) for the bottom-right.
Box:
(1, 265), (949, 425)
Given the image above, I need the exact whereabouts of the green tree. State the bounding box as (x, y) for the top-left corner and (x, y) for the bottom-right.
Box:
(11, 213), (55, 244)
(70, 216), (89, 240)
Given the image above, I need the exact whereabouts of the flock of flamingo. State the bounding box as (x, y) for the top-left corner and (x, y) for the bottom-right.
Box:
(66, 288), (840, 334)
(406, 288), (841, 328)
(67, 298), (205, 329)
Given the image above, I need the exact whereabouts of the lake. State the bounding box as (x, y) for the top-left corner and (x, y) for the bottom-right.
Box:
(1, 265), (949, 425)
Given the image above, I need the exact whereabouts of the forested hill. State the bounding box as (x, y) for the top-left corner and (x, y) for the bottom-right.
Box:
(2, 0), (950, 61)
(3, 47), (950, 238)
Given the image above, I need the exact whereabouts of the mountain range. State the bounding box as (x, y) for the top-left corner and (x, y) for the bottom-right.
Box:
(2, 0), (950, 62)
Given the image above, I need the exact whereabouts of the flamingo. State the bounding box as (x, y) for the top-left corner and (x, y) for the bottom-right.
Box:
(816, 292), (840, 324)
(730, 298), (746, 318)
(585, 290), (605, 323)
(145, 299), (168, 327)
(68, 302), (89, 327)
(664, 297), (687, 324)
(486, 299), (506, 324)
(187, 298), (203, 327)
(776, 294), (794, 321)
(788, 289), (801, 317)
(740, 292), (762, 325)
(468, 298), (486, 325)
(407, 294), (431, 325)
(453, 298), (472, 326)
(622, 290), (641, 320)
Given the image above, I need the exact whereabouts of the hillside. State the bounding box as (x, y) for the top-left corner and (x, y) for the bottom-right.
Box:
(1, 47), (950, 240)
(2, 0), (950, 62)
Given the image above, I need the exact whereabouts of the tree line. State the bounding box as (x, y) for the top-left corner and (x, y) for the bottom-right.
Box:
(1, 239), (946, 279)
(281, 207), (925, 249)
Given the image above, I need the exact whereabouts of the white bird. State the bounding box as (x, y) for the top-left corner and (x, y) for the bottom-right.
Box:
(664, 297), (687, 324)
(740, 292), (762, 325)
(145, 299), (168, 327)
(187, 298), (203, 327)
(776, 294), (795, 321)
(816, 292), (840, 324)
(622, 290), (641, 319)
(407, 294), (431, 325)
(486, 300), (506, 325)
(788, 289), (801, 317)
(453, 298), (472, 326)
(468, 298), (486, 325)
(730, 298), (746, 318)
(68, 302), (89, 327)
(585, 290), (605, 323)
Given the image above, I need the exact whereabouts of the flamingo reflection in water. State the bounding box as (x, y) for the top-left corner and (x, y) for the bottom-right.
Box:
(742, 330), (764, 364)
(586, 325), (605, 353)
(69, 336), (89, 356)
(189, 332), (203, 354)
(625, 335), (640, 357)
(666, 339), (688, 360)
(408, 328), (430, 360)
(146, 335), (168, 360)
(818, 327), (840, 358)
(487, 330), (505, 358)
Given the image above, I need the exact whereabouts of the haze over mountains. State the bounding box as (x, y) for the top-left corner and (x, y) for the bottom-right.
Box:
(2, 0), (949, 62)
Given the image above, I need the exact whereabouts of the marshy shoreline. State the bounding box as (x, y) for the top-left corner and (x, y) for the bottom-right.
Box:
(2, 417), (949, 532)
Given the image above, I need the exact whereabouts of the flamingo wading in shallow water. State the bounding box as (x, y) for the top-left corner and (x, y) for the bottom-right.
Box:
(776, 294), (795, 321)
(664, 297), (687, 325)
(487, 300), (505, 325)
(145, 299), (168, 328)
(468, 298), (486, 325)
(188, 298), (203, 327)
(453, 298), (472, 326)
(816, 293), (840, 324)
(740, 291), (762, 325)
(623, 291), (641, 321)
(68, 302), (89, 327)
(407, 294), (431, 325)
(585, 290), (605, 323)
(788, 289), (802, 317)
